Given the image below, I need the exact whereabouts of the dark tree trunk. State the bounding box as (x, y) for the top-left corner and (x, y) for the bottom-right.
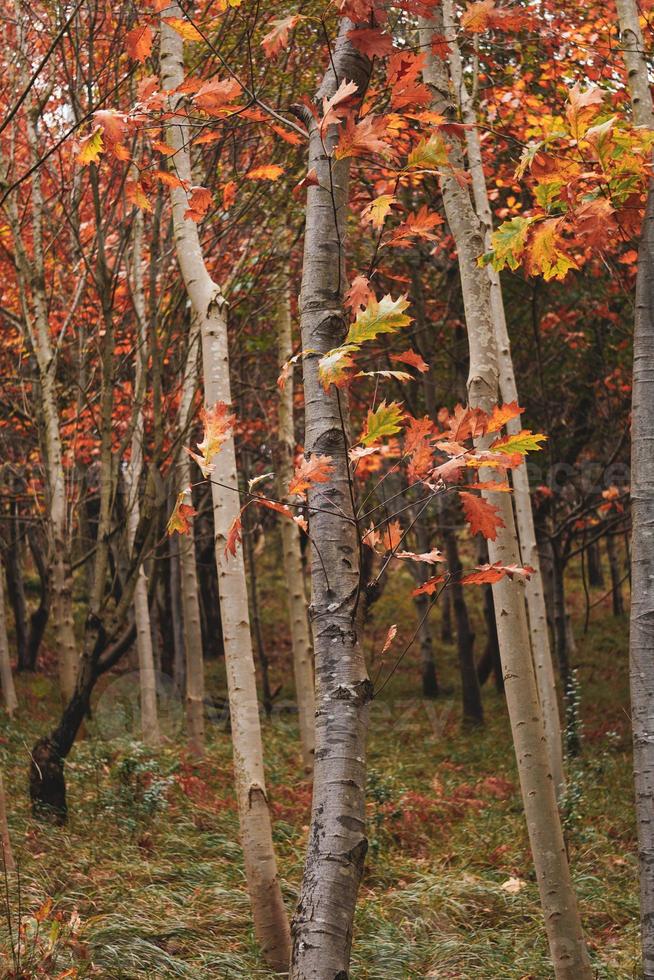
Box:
(4, 515), (29, 671)
(587, 538), (605, 588)
(440, 588), (453, 643)
(193, 481), (224, 661)
(477, 581), (503, 692)
(444, 523), (483, 727)
(606, 532), (625, 616)
(25, 524), (50, 670)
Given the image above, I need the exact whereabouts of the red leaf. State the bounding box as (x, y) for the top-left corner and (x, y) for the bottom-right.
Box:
(225, 514), (243, 557)
(184, 185), (213, 221)
(346, 26), (394, 58)
(345, 275), (374, 312)
(288, 455), (335, 497)
(126, 24), (153, 63)
(459, 491), (505, 540)
(391, 349), (429, 373)
(262, 14), (302, 57)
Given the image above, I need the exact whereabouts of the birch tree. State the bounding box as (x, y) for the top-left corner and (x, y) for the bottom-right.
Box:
(0, 562), (18, 717)
(289, 19), (373, 980)
(614, 1), (654, 972)
(160, 7), (290, 969)
(441, 0), (563, 795)
(419, 13), (592, 978)
(276, 266), (316, 773)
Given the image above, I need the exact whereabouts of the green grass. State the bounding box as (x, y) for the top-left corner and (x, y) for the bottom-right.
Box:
(0, 565), (639, 979)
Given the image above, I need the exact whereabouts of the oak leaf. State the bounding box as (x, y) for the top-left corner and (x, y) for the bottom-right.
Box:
(288, 455), (335, 497)
(459, 491), (505, 540)
(345, 293), (412, 345)
(359, 400), (405, 446)
(167, 491), (197, 536)
(126, 24), (153, 62)
(262, 15), (303, 57)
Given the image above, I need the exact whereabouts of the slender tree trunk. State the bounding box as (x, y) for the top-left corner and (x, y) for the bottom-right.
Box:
(168, 530), (186, 699)
(126, 209), (160, 747)
(275, 267), (316, 771)
(0, 771), (14, 874)
(3, 505), (28, 671)
(443, 518), (483, 726)
(160, 9), (290, 968)
(420, 15), (591, 977)
(477, 541), (503, 692)
(614, 4), (654, 972)
(289, 21), (372, 980)
(587, 539), (604, 588)
(176, 327), (206, 757)
(442, 0), (564, 794)
(0, 560), (18, 717)
(606, 533), (625, 616)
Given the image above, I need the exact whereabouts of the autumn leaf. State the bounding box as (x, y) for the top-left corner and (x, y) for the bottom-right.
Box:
(407, 133), (449, 170)
(318, 345), (358, 389)
(395, 547), (444, 564)
(292, 167), (319, 199)
(386, 206), (443, 248)
(390, 349), (429, 373)
(381, 623), (397, 655)
(345, 293), (412, 345)
(76, 127), (104, 165)
(288, 454), (335, 497)
(525, 219), (578, 282)
(246, 165), (284, 181)
(460, 562), (535, 585)
(461, 0), (496, 32)
(486, 216), (534, 272)
(184, 186), (213, 221)
(222, 180), (237, 210)
(347, 26), (394, 57)
(187, 401), (236, 476)
(459, 491), (505, 540)
(94, 110), (128, 143)
(319, 78), (359, 135)
(167, 491), (197, 536)
(485, 401), (524, 434)
(225, 513), (243, 557)
(193, 78), (241, 114)
(262, 15), (303, 58)
(490, 429), (547, 455)
(163, 17), (204, 42)
(380, 519), (403, 551)
(359, 400), (405, 446)
(126, 24), (153, 62)
(360, 194), (396, 229)
(334, 115), (392, 160)
(412, 573), (447, 596)
(126, 180), (153, 211)
(566, 82), (604, 137)
(345, 274), (373, 312)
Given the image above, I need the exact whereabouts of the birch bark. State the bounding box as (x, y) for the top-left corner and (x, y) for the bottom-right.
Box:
(613, 1), (654, 972)
(420, 14), (591, 977)
(160, 9), (290, 968)
(441, 0), (563, 795)
(289, 20), (373, 980)
(276, 268), (316, 773)
(126, 208), (160, 747)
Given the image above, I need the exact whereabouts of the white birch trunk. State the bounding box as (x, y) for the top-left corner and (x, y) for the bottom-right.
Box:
(178, 325), (205, 757)
(276, 270), (316, 774)
(0, 563), (18, 717)
(614, 2), (654, 973)
(420, 15), (592, 978)
(126, 209), (160, 747)
(160, 9), (290, 969)
(442, 0), (564, 796)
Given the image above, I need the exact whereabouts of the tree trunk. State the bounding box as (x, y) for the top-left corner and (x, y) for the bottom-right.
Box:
(275, 267), (316, 771)
(614, 2), (654, 972)
(160, 8), (290, 969)
(289, 20), (373, 980)
(0, 559), (18, 717)
(126, 208), (160, 747)
(587, 538), (604, 588)
(176, 330), (206, 757)
(477, 541), (502, 692)
(443, 518), (483, 727)
(420, 15), (591, 977)
(3, 505), (28, 671)
(0, 770), (15, 874)
(606, 533), (625, 616)
(25, 525), (50, 671)
(442, 0), (564, 794)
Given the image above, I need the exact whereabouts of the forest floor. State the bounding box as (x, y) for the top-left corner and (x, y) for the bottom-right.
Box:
(0, 561), (638, 979)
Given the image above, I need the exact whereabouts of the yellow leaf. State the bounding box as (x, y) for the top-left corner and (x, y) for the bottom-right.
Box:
(345, 293), (412, 346)
(76, 127), (104, 165)
(162, 17), (204, 42)
(245, 165), (284, 181)
(360, 194), (396, 229)
(525, 219), (578, 281)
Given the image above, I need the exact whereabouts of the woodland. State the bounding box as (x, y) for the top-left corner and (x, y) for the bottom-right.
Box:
(0, 0), (649, 977)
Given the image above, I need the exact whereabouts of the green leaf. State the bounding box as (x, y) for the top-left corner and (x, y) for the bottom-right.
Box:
(345, 294), (412, 346)
(490, 429), (547, 455)
(407, 133), (449, 170)
(359, 400), (405, 446)
(486, 216), (534, 272)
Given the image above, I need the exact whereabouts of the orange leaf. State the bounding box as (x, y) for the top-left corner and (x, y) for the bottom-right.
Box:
(225, 513), (243, 557)
(391, 349), (429, 373)
(485, 401), (524, 434)
(184, 185), (213, 221)
(262, 14), (302, 57)
(246, 165), (284, 181)
(460, 562), (535, 585)
(412, 573), (446, 596)
(126, 23), (153, 62)
(381, 623), (397, 655)
(459, 491), (505, 540)
(167, 491), (197, 535)
(288, 455), (335, 497)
